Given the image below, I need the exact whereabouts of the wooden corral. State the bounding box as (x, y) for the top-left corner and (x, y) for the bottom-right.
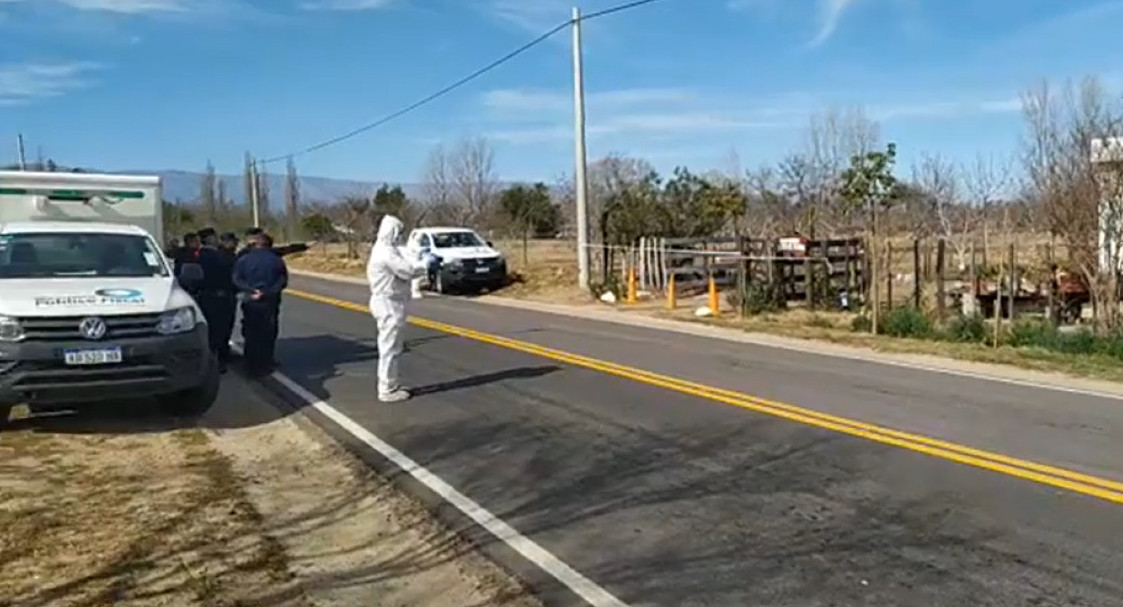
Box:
(629, 235), (867, 310)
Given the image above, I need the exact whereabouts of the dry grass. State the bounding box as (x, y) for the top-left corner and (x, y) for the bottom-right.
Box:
(0, 381), (544, 607)
(0, 423), (300, 607)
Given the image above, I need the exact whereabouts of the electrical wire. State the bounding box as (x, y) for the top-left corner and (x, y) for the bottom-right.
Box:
(258, 0), (668, 165)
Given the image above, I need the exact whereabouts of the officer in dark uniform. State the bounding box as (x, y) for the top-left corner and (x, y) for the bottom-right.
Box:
(216, 232), (241, 362)
(195, 228), (236, 372)
(232, 232), (288, 376)
(173, 232), (200, 276)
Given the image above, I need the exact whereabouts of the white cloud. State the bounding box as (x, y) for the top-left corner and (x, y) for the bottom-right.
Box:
(299, 0), (395, 10)
(0, 61), (101, 105)
(868, 97), (1021, 121)
(489, 0), (571, 32)
(809, 0), (857, 47)
(0, 0), (190, 13)
(480, 86), (1024, 144)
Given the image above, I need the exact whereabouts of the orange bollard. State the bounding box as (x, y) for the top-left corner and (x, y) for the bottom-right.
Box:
(707, 275), (719, 316)
(626, 267), (638, 304)
(666, 274), (676, 309)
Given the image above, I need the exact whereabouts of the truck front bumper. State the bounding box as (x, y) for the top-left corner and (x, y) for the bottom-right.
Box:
(0, 324), (210, 406)
(440, 262), (508, 290)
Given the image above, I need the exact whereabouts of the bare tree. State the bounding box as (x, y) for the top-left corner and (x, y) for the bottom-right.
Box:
(450, 136), (498, 227)
(333, 194), (372, 259)
(961, 153), (1012, 267)
(742, 165), (787, 239)
(1021, 76), (1123, 331)
(200, 160), (218, 226)
(912, 153), (971, 269)
(284, 157), (301, 240)
(256, 164), (271, 221)
(242, 152), (254, 212)
(778, 152), (814, 234)
(801, 106), (882, 236)
(420, 143), (456, 224)
(586, 153), (658, 241)
(216, 178), (229, 219)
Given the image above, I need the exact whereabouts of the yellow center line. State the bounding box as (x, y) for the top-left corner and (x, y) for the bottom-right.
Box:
(286, 288), (1123, 506)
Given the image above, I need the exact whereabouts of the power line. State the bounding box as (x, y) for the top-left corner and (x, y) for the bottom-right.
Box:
(258, 0), (668, 165)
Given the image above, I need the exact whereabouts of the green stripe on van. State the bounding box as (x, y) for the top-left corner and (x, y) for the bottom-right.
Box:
(0, 188), (145, 199)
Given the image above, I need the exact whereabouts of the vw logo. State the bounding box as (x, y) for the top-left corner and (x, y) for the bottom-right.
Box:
(78, 317), (107, 340)
(95, 288), (141, 299)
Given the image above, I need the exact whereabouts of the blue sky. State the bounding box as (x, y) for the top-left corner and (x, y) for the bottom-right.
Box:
(1, 0), (1120, 184)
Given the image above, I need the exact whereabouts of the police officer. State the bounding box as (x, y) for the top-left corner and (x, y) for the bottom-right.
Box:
(173, 232), (200, 276)
(232, 232), (288, 376)
(196, 228), (236, 372)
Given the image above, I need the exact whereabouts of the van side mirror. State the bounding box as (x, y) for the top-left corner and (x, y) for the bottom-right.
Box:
(486, 241), (494, 247)
(178, 263), (204, 292)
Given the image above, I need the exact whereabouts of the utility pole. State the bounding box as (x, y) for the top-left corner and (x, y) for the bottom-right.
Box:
(250, 157), (261, 228)
(571, 6), (591, 291)
(16, 134), (26, 170)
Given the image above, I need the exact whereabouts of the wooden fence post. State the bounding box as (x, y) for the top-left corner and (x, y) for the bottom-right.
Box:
(885, 242), (893, 311)
(1007, 243), (1016, 321)
(1046, 243), (1056, 326)
(936, 238), (946, 321)
(913, 238), (921, 308)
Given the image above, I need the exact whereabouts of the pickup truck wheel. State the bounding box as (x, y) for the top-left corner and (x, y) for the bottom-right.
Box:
(163, 355), (220, 417)
(434, 271), (449, 295)
(0, 405), (12, 429)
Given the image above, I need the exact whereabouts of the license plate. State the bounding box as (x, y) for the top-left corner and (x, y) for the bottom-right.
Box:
(63, 347), (123, 365)
(475, 267), (489, 274)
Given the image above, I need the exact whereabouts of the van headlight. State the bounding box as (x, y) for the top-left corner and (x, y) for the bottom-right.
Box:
(0, 316), (24, 342)
(157, 307), (197, 335)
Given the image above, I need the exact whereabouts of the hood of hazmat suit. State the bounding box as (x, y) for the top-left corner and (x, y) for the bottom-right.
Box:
(367, 215), (426, 303)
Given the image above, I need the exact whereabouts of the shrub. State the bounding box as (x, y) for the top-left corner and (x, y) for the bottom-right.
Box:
(589, 274), (622, 300)
(881, 306), (933, 338)
(730, 282), (782, 316)
(807, 314), (834, 329)
(944, 313), (987, 343)
(851, 314), (872, 333)
(1054, 329), (1098, 355)
(1008, 319), (1057, 349)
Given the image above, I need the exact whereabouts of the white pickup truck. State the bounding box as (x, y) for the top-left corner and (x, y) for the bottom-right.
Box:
(405, 226), (508, 294)
(0, 170), (219, 424)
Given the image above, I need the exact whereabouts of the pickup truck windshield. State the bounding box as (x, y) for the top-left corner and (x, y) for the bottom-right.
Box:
(432, 231), (484, 248)
(0, 232), (168, 279)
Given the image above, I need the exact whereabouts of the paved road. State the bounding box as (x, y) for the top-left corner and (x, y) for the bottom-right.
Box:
(267, 274), (1123, 606)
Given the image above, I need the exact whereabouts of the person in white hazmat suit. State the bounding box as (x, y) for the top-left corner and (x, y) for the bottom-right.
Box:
(367, 215), (432, 402)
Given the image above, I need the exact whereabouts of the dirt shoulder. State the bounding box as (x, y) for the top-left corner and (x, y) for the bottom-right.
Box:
(0, 375), (541, 607)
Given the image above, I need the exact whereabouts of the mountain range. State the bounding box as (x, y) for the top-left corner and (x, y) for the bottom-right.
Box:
(152, 169), (425, 206)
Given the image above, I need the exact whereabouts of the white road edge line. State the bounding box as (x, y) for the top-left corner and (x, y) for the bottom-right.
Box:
(228, 341), (628, 607)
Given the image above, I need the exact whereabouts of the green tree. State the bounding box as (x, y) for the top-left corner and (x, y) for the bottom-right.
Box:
(499, 182), (557, 263)
(839, 142), (900, 334)
(372, 183), (411, 224)
(657, 167), (745, 237)
(603, 170), (662, 247)
(301, 212), (333, 237)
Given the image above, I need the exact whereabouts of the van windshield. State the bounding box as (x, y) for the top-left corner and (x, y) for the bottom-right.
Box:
(432, 231), (484, 248)
(0, 232), (169, 279)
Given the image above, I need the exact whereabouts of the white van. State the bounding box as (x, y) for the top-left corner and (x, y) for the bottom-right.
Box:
(0, 171), (218, 423)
